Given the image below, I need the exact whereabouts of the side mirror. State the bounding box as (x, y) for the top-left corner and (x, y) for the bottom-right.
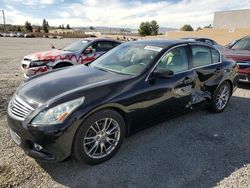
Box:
(84, 48), (93, 54)
(152, 69), (174, 79)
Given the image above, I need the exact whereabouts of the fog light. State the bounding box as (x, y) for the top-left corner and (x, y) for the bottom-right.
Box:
(34, 143), (43, 151)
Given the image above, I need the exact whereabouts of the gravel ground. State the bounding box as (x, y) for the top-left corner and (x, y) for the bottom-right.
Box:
(0, 37), (250, 188)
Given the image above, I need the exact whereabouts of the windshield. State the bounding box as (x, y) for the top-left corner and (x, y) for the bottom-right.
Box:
(231, 37), (250, 51)
(90, 44), (162, 76)
(62, 40), (90, 52)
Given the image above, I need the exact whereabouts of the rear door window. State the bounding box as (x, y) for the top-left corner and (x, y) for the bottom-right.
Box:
(211, 49), (220, 63)
(191, 46), (212, 68)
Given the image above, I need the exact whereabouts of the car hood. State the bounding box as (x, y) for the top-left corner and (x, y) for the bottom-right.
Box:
(23, 49), (74, 61)
(16, 65), (130, 107)
(223, 48), (250, 62)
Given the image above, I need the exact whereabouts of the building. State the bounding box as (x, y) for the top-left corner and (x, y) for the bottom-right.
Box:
(213, 9), (250, 29)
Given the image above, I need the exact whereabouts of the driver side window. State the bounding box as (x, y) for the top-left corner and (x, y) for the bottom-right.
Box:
(156, 46), (189, 74)
(90, 41), (114, 52)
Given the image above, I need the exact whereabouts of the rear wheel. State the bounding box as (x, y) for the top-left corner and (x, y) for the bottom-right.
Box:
(211, 82), (231, 113)
(73, 109), (125, 165)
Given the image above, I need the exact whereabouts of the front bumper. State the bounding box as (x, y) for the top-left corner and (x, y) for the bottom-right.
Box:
(7, 113), (79, 161)
(21, 65), (51, 78)
(21, 59), (52, 78)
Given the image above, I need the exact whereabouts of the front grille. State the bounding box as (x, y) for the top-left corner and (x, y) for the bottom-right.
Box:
(9, 96), (34, 121)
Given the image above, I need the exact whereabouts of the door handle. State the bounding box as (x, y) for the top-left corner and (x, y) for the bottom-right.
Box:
(215, 68), (221, 74)
(183, 77), (192, 84)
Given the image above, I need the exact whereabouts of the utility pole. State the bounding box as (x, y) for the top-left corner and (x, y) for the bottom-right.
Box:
(1, 10), (6, 31)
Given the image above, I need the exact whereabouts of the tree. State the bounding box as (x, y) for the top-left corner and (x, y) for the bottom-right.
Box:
(42, 19), (49, 33)
(66, 24), (70, 29)
(37, 26), (41, 32)
(62, 24), (64, 29)
(180, 24), (194, 31)
(89, 26), (95, 30)
(25, 21), (33, 32)
(150, 20), (159, 35)
(58, 25), (61, 29)
(138, 21), (152, 36)
(138, 20), (159, 36)
(17, 26), (21, 32)
(12, 25), (17, 31)
(196, 27), (202, 31)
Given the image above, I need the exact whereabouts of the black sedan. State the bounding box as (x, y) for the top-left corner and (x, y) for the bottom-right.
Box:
(7, 40), (238, 164)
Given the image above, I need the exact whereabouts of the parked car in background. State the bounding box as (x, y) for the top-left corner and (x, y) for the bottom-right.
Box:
(24, 33), (35, 38)
(3, 33), (10, 37)
(7, 40), (238, 164)
(10, 32), (17, 37)
(181, 37), (221, 50)
(17, 32), (24, 37)
(21, 38), (121, 78)
(223, 35), (250, 83)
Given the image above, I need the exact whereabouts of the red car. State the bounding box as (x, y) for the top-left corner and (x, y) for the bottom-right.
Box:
(223, 36), (250, 83)
(21, 38), (121, 78)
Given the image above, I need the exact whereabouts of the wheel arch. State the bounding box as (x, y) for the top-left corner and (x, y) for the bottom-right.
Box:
(222, 79), (234, 96)
(52, 60), (74, 69)
(70, 104), (130, 159)
(78, 104), (130, 137)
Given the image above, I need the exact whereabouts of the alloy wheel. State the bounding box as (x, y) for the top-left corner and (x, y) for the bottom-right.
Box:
(83, 118), (121, 159)
(216, 85), (230, 110)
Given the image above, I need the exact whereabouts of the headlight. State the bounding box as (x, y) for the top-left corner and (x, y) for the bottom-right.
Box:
(32, 97), (84, 125)
(30, 60), (50, 67)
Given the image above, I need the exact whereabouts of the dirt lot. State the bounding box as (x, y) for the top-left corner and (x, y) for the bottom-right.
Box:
(0, 37), (250, 188)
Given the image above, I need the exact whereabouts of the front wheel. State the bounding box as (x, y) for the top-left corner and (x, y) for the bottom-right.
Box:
(73, 109), (125, 165)
(211, 82), (231, 113)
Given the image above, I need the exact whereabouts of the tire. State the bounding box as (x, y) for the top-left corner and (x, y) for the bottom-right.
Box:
(54, 62), (72, 69)
(211, 81), (231, 113)
(73, 109), (126, 165)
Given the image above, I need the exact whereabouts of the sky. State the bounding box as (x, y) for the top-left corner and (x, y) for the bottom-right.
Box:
(0, 0), (250, 29)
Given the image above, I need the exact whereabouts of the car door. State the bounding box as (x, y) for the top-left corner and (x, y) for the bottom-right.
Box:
(140, 45), (194, 124)
(189, 44), (223, 105)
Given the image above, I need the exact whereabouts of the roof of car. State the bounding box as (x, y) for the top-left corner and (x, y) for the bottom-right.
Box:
(81, 37), (119, 42)
(126, 39), (200, 48)
(181, 37), (212, 40)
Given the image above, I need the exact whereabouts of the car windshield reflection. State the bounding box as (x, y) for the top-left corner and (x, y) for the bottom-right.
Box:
(90, 44), (162, 76)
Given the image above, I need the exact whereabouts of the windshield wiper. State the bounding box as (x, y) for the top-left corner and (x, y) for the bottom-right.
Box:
(93, 66), (132, 75)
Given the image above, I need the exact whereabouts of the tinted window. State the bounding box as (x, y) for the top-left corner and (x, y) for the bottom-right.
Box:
(156, 46), (189, 73)
(62, 40), (90, 52)
(231, 37), (250, 50)
(96, 41), (113, 51)
(204, 39), (214, 45)
(90, 41), (114, 52)
(211, 49), (220, 63)
(191, 46), (212, 67)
